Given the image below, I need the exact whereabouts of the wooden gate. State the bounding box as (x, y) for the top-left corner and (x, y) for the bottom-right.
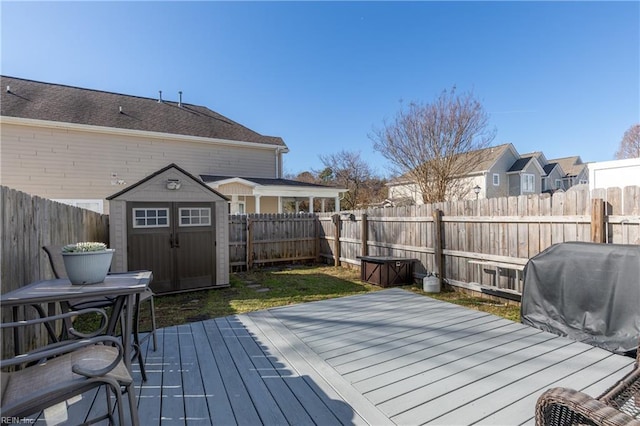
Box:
(127, 201), (216, 294)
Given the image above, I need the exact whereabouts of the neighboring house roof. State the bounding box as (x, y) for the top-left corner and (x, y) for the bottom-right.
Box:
(507, 157), (532, 173)
(1, 75), (286, 148)
(520, 151), (549, 166)
(506, 153), (546, 175)
(200, 175), (340, 189)
(543, 163), (560, 175)
(460, 143), (516, 174)
(387, 143), (517, 186)
(549, 156), (586, 178)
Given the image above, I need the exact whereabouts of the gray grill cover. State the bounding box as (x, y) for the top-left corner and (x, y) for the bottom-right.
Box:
(521, 242), (640, 356)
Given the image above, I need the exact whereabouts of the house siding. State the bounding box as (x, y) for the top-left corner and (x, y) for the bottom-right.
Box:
(0, 122), (277, 212)
(486, 149), (519, 198)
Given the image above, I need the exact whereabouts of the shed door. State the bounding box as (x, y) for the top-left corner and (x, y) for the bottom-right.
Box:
(127, 202), (216, 294)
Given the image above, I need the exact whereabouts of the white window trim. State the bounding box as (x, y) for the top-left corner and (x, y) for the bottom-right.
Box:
(132, 207), (170, 228)
(178, 207), (212, 227)
(53, 199), (104, 214)
(492, 173), (500, 186)
(522, 174), (535, 193)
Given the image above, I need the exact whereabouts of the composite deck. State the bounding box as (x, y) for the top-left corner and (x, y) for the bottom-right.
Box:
(57, 288), (634, 425)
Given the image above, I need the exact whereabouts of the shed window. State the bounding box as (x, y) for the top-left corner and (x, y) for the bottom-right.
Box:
(179, 208), (211, 227)
(133, 208), (169, 228)
(492, 173), (500, 186)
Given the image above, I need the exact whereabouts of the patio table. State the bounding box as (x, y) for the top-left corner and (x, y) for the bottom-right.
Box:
(1, 270), (153, 376)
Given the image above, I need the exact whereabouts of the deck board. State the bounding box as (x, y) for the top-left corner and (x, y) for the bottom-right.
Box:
(57, 287), (634, 425)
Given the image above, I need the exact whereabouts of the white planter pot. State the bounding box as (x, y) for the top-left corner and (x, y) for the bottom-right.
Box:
(62, 249), (115, 285)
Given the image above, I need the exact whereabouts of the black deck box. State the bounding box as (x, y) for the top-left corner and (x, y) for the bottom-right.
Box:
(359, 256), (416, 287)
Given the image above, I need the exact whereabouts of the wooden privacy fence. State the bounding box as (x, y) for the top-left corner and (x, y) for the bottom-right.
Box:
(229, 213), (319, 271)
(318, 186), (640, 298)
(1, 186), (109, 359)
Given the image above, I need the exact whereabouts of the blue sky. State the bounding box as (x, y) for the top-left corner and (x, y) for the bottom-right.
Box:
(2, 1), (638, 177)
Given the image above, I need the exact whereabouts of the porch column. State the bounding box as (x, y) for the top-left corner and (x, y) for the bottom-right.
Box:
(295, 200), (301, 212)
(308, 196), (314, 213)
(335, 196), (341, 212)
(255, 195), (261, 214)
(321, 199), (326, 213)
(277, 196), (283, 213)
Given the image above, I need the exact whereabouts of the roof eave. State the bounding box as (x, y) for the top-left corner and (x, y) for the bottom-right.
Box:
(0, 115), (287, 151)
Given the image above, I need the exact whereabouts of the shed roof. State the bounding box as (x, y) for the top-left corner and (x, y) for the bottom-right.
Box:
(107, 163), (229, 201)
(1, 75), (286, 148)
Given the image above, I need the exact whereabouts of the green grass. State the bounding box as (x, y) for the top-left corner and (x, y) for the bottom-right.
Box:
(151, 265), (382, 328)
(149, 265), (521, 328)
(409, 288), (522, 322)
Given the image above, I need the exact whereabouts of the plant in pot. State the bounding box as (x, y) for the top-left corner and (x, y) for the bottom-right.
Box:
(61, 242), (115, 285)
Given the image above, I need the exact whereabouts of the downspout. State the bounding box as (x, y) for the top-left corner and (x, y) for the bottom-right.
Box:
(275, 147), (284, 178)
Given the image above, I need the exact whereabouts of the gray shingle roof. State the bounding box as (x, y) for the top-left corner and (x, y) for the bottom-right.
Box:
(549, 156), (586, 178)
(200, 175), (338, 188)
(1, 76), (286, 147)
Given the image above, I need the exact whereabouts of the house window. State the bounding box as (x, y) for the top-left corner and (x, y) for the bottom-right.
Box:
(579, 179), (588, 185)
(53, 199), (104, 214)
(492, 174), (500, 186)
(522, 174), (535, 193)
(179, 208), (211, 226)
(555, 179), (563, 189)
(133, 208), (169, 228)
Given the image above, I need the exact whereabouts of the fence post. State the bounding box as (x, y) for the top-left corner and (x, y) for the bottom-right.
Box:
(247, 216), (254, 270)
(591, 198), (606, 243)
(361, 213), (368, 257)
(332, 214), (341, 267)
(433, 208), (444, 286)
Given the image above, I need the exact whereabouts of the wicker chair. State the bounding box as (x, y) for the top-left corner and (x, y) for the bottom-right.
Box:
(536, 341), (640, 425)
(1, 308), (139, 425)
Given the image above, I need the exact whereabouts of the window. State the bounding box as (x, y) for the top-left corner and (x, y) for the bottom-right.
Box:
(579, 179), (588, 185)
(179, 207), (211, 227)
(555, 179), (563, 189)
(53, 199), (104, 214)
(492, 173), (500, 186)
(522, 174), (535, 193)
(133, 208), (169, 228)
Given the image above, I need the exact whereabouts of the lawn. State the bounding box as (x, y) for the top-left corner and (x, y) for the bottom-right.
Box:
(149, 264), (521, 328)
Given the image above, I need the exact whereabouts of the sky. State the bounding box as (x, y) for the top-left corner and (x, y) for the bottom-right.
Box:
(1, 1), (639, 178)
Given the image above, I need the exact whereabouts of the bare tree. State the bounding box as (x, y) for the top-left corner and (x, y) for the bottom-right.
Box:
(615, 124), (640, 159)
(318, 150), (378, 210)
(370, 87), (496, 203)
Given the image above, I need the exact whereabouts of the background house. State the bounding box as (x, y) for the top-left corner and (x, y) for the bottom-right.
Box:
(551, 156), (589, 189)
(386, 143), (589, 204)
(0, 76), (345, 214)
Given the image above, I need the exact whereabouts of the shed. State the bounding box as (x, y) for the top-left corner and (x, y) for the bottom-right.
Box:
(107, 163), (230, 294)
